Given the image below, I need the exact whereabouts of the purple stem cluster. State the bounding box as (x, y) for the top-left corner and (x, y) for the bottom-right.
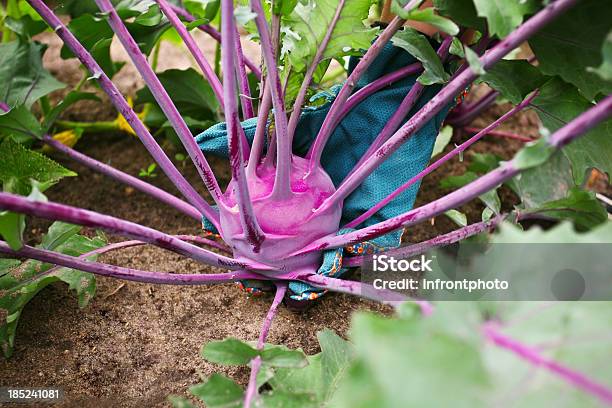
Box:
(301, 92), (612, 253)
(316, 0), (579, 215)
(94, 0), (226, 208)
(0, 241), (263, 285)
(220, 0), (265, 248)
(344, 91), (537, 229)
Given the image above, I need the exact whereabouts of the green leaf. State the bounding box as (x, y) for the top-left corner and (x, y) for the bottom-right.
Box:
(528, 0), (612, 100)
(444, 209), (467, 227)
(4, 15), (47, 38)
(0, 104), (43, 141)
(261, 345), (308, 368)
(433, 0), (486, 32)
(431, 125), (453, 157)
(588, 30), (612, 81)
(269, 330), (354, 405)
(449, 37), (464, 58)
(184, 0), (220, 21)
(137, 68), (219, 121)
(513, 150), (575, 208)
(283, 0), (378, 72)
(477, 60), (546, 105)
(473, 0), (538, 39)
(439, 171), (477, 189)
(0, 138), (76, 196)
(189, 374), (243, 408)
(392, 28), (450, 85)
(43, 91), (100, 131)
(464, 46), (485, 76)
(0, 212), (25, 251)
(201, 338), (259, 365)
(512, 138), (554, 171)
(40, 222), (82, 250)
(272, 0), (298, 16)
(531, 78), (612, 184)
(0, 225), (105, 357)
(520, 188), (608, 230)
(467, 152), (501, 174)
(333, 310), (489, 407)
(60, 14), (120, 77)
(0, 41), (65, 109)
(391, 5), (459, 36)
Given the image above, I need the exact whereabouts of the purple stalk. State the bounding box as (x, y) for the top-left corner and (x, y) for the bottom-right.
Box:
(343, 215), (504, 268)
(169, 3), (261, 79)
(348, 37), (453, 176)
(243, 283), (287, 407)
(247, 86), (272, 176)
(27, 0), (219, 227)
(0, 191), (273, 271)
(286, 0), (346, 140)
(7, 235), (232, 291)
(94, 0), (226, 206)
(317, 0), (579, 213)
(301, 274), (432, 314)
(0, 241), (266, 285)
(307, 0), (421, 167)
(344, 92), (536, 229)
(447, 89), (499, 127)
(234, 27), (255, 119)
(299, 93), (612, 253)
(42, 135), (202, 221)
(0, 101), (9, 111)
(464, 126), (535, 142)
(220, 0), (265, 249)
(483, 322), (612, 405)
(337, 62), (422, 124)
(155, 0), (224, 104)
(250, 0), (292, 198)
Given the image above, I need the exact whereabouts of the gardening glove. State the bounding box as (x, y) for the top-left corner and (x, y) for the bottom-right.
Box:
(197, 39), (455, 301)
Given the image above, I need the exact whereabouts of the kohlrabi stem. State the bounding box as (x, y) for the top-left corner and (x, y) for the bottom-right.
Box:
(317, 0), (579, 214)
(300, 92), (611, 253)
(483, 322), (612, 405)
(42, 135), (203, 221)
(343, 215), (505, 268)
(94, 0), (227, 207)
(463, 126), (535, 142)
(169, 3), (261, 79)
(307, 0), (421, 167)
(287, 0), (346, 140)
(220, 0), (265, 249)
(0, 101), (9, 111)
(347, 37), (453, 177)
(0, 192), (273, 271)
(301, 274), (432, 314)
(250, 0), (292, 199)
(338, 62), (421, 124)
(344, 92), (536, 229)
(247, 86), (271, 176)
(27, 0), (219, 228)
(155, 0), (224, 104)
(244, 282), (287, 408)
(0, 241), (266, 285)
(234, 27), (255, 119)
(447, 89), (499, 127)
(7, 236), (232, 293)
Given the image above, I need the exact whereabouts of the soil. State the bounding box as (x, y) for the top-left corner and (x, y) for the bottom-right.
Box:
(2, 25), (606, 408)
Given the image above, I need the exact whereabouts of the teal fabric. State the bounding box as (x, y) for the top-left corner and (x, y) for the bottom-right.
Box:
(196, 40), (453, 300)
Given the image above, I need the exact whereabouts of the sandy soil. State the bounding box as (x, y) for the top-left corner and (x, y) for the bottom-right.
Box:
(0, 25), (565, 408)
